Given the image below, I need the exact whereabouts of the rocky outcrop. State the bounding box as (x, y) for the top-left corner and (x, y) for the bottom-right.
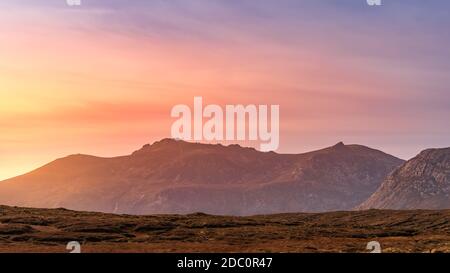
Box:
(359, 147), (450, 210)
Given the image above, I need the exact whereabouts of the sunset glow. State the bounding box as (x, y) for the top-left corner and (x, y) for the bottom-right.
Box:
(1, 0), (449, 180)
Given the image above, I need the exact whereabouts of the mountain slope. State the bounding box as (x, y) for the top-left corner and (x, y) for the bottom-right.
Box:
(0, 139), (403, 215)
(359, 147), (450, 210)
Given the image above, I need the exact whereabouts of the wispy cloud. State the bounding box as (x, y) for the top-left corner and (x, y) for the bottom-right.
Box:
(0, 0), (449, 179)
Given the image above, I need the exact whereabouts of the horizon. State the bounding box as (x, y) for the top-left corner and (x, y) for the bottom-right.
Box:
(1, 0), (449, 180)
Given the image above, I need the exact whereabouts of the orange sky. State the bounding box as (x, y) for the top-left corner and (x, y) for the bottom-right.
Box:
(1, 1), (449, 180)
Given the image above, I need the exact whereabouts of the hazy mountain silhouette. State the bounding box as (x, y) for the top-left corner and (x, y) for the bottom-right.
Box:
(359, 147), (450, 210)
(0, 139), (403, 215)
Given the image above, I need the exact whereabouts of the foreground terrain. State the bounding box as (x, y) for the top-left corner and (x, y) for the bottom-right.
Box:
(1, 205), (450, 253)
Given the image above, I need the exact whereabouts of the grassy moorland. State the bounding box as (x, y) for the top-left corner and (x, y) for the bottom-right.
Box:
(0, 205), (449, 253)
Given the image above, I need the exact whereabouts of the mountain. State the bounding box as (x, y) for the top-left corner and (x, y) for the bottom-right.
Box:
(0, 139), (403, 215)
(359, 147), (450, 210)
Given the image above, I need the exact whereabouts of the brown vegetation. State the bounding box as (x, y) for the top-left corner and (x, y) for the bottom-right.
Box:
(1, 205), (450, 253)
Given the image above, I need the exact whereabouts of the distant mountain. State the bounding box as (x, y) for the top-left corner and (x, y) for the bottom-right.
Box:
(359, 147), (450, 210)
(0, 139), (403, 215)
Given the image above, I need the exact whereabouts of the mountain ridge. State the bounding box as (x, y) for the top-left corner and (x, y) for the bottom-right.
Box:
(0, 139), (404, 215)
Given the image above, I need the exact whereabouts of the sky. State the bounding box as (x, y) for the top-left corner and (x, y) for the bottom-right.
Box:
(0, 0), (449, 180)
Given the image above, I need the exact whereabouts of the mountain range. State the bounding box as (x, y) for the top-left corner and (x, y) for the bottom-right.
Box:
(0, 139), (405, 215)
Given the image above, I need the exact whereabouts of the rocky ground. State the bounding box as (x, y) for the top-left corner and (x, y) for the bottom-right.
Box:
(1, 205), (450, 253)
